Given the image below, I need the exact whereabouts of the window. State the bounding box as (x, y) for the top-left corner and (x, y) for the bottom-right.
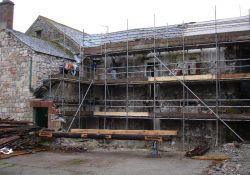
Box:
(35, 30), (42, 38)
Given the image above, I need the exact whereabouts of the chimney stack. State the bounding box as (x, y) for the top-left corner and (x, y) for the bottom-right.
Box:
(0, 0), (14, 30)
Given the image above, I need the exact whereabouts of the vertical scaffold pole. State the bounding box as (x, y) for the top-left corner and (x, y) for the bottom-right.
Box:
(249, 10), (250, 36)
(62, 32), (66, 116)
(49, 57), (52, 100)
(182, 21), (185, 150)
(153, 14), (156, 130)
(126, 19), (129, 129)
(104, 26), (109, 129)
(79, 29), (84, 128)
(215, 6), (219, 146)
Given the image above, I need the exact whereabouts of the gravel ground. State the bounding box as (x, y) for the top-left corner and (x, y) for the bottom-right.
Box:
(0, 149), (210, 175)
(200, 143), (250, 175)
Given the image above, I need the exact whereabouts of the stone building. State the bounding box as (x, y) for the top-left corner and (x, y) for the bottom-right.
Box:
(1, 0), (250, 147)
(0, 0), (74, 126)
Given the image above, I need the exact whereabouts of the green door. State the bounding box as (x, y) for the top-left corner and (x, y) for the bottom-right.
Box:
(34, 107), (48, 127)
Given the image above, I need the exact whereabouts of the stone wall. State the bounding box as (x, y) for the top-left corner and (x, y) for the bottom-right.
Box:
(92, 46), (244, 114)
(94, 47), (233, 81)
(31, 52), (68, 89)
(26, 17), (79, 54)
(160, 120), (225, 148)
(0, 30), (33, 120)
(0, 29), (71, 121)
(93, 82), (242, 114)
(87, 45), (247, 146)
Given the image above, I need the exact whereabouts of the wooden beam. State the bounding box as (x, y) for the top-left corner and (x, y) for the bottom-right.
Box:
(148, 73), (250, 83)
(50, 74), (91, 84)
(64, 111), (93, 117)
(94, 111), (150, 117)
(219, 73), (250, 80)
(148, 74), (214, 82)
(70, 129), (177, 136)
(39, 129), (177, 141)
(192, 155), (228, 161)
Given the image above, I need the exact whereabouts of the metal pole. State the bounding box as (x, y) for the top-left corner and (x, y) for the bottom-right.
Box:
(153, 14), (156, 130)
(166, 23), (169, 48)
(215, 6), (219, 146)
(104, 26), (109, 129)
(78, 29), (84, 128)
(49, 57), (52, 100)
(249, 10), (250, 36)
(62, 32), (66, 116)
(182, 21), (185, 150)
(126, 19), (129, 129)
(154, 55), (244, 142)
(92, 68), (95, 113)
(67, 80), (93, 132)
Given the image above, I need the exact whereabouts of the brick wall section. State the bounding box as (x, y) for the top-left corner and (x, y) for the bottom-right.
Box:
(0, 0), (14, 29)
(30, 100), (57, 128)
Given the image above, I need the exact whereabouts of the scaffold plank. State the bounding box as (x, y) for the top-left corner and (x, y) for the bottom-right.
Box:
(70, 129), (177, 136)
(94, 111), (150, 117)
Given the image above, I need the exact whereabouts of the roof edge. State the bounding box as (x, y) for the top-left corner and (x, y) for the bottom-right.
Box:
(7, 29), (74, 60)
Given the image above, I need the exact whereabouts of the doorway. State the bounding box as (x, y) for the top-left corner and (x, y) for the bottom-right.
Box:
(33, 107), (48, 127)
(146, 62), (159, 77)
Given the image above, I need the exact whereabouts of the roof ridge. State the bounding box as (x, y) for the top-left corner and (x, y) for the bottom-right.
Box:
(38, 15), (83, 34)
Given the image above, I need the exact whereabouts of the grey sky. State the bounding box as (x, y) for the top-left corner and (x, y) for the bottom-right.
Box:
(12, 0), (250, 34)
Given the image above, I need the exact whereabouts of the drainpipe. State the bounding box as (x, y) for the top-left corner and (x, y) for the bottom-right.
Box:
(29, 56), (33, 92)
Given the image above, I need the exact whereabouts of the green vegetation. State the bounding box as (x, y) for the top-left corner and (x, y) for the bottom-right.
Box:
(225, 108), (241, 114)
(50, 41), (74, 58)
(164, 52), (179, 63)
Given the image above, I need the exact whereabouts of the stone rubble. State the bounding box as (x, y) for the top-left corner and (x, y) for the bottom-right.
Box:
(201, 143), (250, 175)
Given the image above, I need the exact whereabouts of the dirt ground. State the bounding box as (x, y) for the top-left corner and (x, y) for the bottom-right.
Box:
(0, 149), (211, 175)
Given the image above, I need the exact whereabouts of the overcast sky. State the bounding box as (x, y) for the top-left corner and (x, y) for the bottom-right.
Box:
(11, 0), (250, 34)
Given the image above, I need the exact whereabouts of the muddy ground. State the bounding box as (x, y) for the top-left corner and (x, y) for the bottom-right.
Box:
(0, 149), (210, 175)
(1, 143), (249, 175)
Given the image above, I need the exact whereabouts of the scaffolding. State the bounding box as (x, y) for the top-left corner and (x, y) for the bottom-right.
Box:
(43, 13), (250, 147)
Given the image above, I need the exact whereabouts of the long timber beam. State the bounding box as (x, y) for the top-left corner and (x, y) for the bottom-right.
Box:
(148, 73), (250, 83)
(39, 129), (177, 141)
(71, 129), (177, 136)
(94, 111), (150, 117)
(47, 73), (250, 85)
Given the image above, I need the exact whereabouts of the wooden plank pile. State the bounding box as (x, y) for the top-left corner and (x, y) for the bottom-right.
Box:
(0, 118), (40, 150)
(185, 144), (210, 157)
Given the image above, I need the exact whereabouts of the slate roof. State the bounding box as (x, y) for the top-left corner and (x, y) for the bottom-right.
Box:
(83, 25), (183, 47)
(40, 16), (183, 47)
(9, 29), (73, 59)
(41, 16), (84, 46)
(40, 15), (250, 48)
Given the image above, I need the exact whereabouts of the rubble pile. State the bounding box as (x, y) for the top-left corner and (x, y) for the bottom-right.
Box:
(202, 142), (250, 175)
(0, 118), (40, 151)
(51, 138), (88, 152)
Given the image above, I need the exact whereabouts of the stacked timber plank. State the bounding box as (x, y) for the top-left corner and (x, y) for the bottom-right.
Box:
(0, 118), (40, 150)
